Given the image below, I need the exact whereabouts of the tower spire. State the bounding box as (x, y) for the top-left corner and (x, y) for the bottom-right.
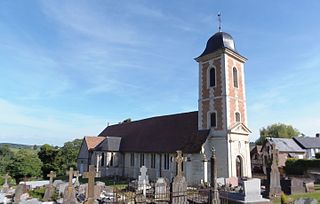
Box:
(218, 12), (222, 32)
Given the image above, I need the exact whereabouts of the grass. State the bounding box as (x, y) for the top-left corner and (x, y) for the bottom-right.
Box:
(274, 184), (320, 204)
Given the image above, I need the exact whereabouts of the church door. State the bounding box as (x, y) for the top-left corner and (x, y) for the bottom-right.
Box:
(236, 156), (242, 178)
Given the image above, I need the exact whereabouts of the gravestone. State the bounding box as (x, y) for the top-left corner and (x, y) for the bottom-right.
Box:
(2, 173), (10, 193)
(171, 150), (187, 204)
(305, 182), (315, 193)
(241, 178), (263, 201)
(225, 177), (238, 187)
(210, 147), (220, 204)
(83, 165), (97, 204)
(63, 167), (78, 204)
(138, 165), (150, 195)
(294, 198), (318, 204)
(74, 171), (81, 187)
(43, 171), (56, 201)
(94, 181), (105, 199)
(269, 144), (281, 198)
(281, 177), (305, 195)
(155, 177), (170, 201)
(14, 184), (28, 203)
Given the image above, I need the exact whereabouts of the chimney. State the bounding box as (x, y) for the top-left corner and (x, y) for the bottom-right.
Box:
(316, 133), (320, 138)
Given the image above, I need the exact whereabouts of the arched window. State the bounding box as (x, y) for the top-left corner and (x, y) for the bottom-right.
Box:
(235, 112), (241, 123)
(209, 67), (216, 87)
(210, 112), (217, 128)
(233, 67), (238, 88)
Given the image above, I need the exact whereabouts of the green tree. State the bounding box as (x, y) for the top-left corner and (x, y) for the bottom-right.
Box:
(0, 145), (14, 174)
(55, 139), (82, 175)
(255, 123), (300, 145)
(7, 149), (42, 184)
(38, 144), (59, 179)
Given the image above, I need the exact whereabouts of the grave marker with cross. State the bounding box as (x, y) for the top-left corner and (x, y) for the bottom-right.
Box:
(66, 167), (74, 187)
(3, 173), (10, 187)
(175, 150), (184, 177)
(83, 165), (96, 204)
(47, 171), (56, 185)
(74, 170), (81, 187)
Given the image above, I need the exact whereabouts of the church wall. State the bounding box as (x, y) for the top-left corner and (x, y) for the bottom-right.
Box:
(77, 141), (89, 173)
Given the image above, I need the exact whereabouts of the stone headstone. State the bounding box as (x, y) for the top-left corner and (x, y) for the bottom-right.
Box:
(225, 176), (238, 187)
(2, 173), (10, 193)
(53, 180), (64, 188)
(58, 182), (68, 196)
(63, 167), (78, 204)
(14, 184), (28, 203)
(74, 171), (81, 187)
(43, 171), (56, 201)
(19, 198), (41, 204)
(216, 177), (225, 186)
(294, 198), (318, 204)
(94, 181), (105, 199)
(269, 145), (281, 198)
(281, 178), (305, 195)
(305, 182), (315, 193)
(83, 165), (97, 204)
(171, 150), (187, 204)
(155, 177), (170, 201)
(138, 165), (150, 193)
(241, 178), (263, 201)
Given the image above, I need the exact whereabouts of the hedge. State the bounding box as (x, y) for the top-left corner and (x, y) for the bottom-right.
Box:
(285, 158), (320, 175)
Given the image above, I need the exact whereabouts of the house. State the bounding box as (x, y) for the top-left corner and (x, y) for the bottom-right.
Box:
(260, 137), (306, 174)
(77, 29), (253, 186)
(250, 145), (263, 173)
(293, 134), (320, 159)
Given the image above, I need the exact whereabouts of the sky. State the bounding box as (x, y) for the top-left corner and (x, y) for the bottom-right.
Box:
(0, 0), (320, 146)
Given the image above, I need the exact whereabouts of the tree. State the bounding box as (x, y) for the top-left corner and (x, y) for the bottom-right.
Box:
(255, 123), (300, 145)
(7, 149), (42, 184)
(55, 139), (82, 175)
(0, 145), (14, 174)
(38, 144), (59, 179)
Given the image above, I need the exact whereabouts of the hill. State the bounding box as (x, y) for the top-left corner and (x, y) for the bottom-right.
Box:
(0, 143), (39, 151)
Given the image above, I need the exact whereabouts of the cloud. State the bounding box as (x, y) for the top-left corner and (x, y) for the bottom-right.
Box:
(0, 98), (106, 145)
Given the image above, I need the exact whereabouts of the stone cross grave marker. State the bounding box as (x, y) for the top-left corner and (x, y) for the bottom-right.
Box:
(74, 171), (81, 187)
(43, 171), (57, 201)
(83, 165), (96, 204)
(175, 150), (183, 177)
(171, 150), (187, 204)
(138, 166), (149, 196)
(48, 171), (56, 185)
(2, 173), (10, 193)
(210, 147), (220, 204)
(269, 144), (281, 198)
(63, 167), (77, 204)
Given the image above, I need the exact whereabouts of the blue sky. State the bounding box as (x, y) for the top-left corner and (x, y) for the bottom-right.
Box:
(0, 1), (320, 145)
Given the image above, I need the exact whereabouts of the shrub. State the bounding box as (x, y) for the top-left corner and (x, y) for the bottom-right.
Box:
(315, 152), (320, 159)
(285, 158), (320, 175)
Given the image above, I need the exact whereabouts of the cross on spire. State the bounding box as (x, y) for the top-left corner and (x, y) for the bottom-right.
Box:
(175, 150), (184, 177)
(47, 171), (56, 185)
(218, 12), (222, 32)
(66, 167), (74, 187)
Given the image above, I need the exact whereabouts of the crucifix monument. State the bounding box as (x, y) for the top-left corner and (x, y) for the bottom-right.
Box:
(83, 165), (96, 204)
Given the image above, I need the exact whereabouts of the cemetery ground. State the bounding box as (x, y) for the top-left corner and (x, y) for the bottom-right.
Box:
(274, 184), (320, 204)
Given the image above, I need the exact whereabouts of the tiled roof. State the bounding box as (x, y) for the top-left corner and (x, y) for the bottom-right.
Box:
(84, 136), (105, 150)
(293, 137), (320, 149)
(267, 138), (305, 153)
(98, 111), (209, 153)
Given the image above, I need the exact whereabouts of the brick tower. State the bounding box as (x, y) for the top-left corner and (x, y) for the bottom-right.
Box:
(195, 31), (252, 178)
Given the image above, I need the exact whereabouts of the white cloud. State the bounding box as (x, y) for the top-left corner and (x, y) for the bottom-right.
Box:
(0, 98), (106, 145)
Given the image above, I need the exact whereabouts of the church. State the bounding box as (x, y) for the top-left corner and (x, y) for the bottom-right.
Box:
(77, 29), (252, 186)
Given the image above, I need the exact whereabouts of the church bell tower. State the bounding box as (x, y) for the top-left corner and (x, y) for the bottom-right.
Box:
(195, 31), (252, 178)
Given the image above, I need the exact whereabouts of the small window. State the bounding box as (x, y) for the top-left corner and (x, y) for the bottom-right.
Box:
(140, 153), (145, 167)
(235, 112), (241, 122)
(151, 153), (156, 168)
(164, 153), (170, 170)
(101, 153), (105, 167)
(210, 112), (217, 128)
(130, 153), (135, 166)
(233, 67), (238, 88)
(209, 67), (216, 87)
(108, 152), (114, 167)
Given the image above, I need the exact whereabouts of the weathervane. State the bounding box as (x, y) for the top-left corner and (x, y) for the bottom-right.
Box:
(218, 12), (222, 32)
